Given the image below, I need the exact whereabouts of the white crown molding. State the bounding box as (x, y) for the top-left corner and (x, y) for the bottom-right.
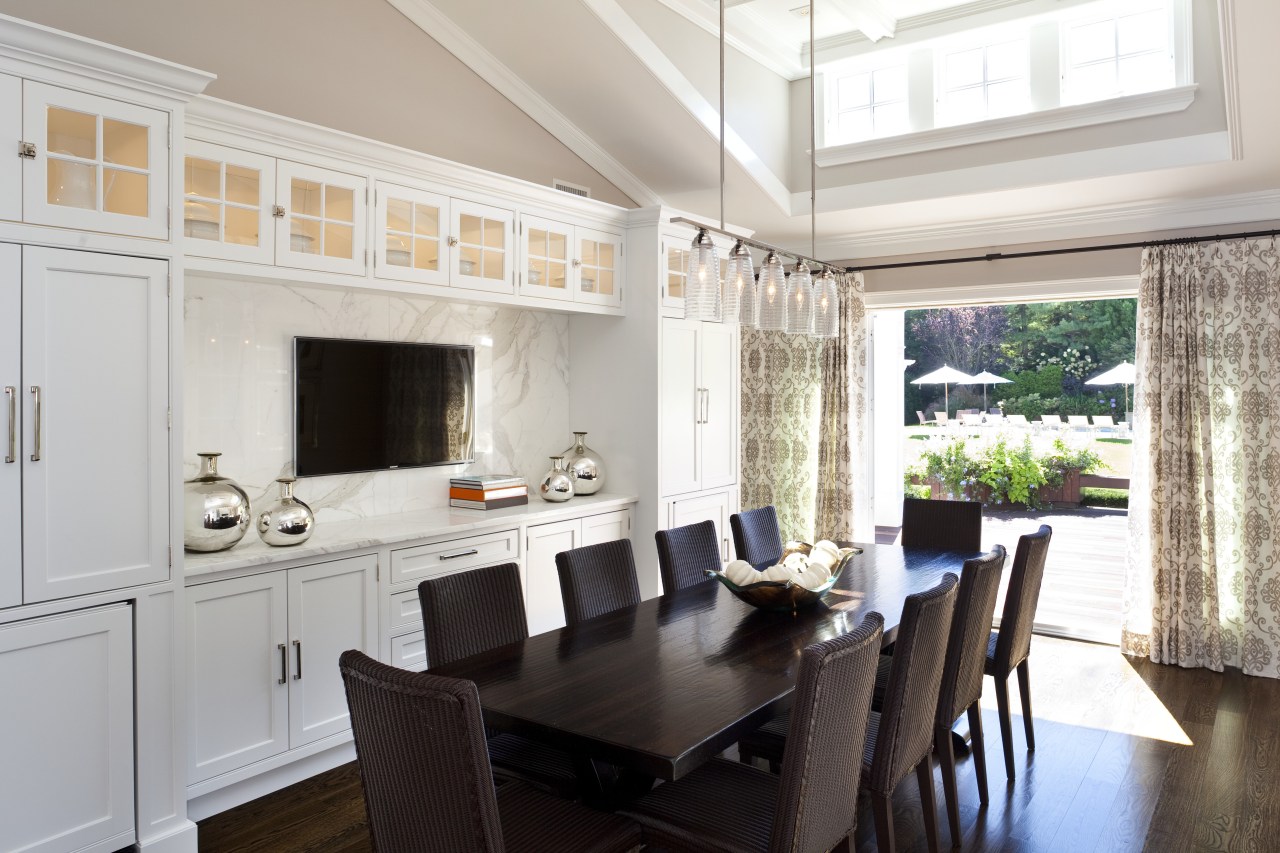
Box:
(817, 86), (1198, 167)
(581, 0), (794, 216)
(821, 189), (1280, 259)
(651, 0), (804, 80)
(862, 275), (1139, 309)
(1217, 0), (1243, 160)
(383, 0), (662, 208)
(0, 12), (214, 101)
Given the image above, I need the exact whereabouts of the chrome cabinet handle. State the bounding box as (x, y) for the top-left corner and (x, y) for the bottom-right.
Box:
(278, 643), (288, 685)
(703, 388), (710, 424)
(694, 388), (703, 424)
(293, 639), (302, 680)
(29, 386), (40, 462)
(4, 386), (13, 463)
(448, 236), (459, 247)
(439, 548), (479, 561)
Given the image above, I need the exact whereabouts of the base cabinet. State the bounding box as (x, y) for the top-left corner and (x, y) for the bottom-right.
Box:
(0, 604), (135, 853)
(668, 490), (734, 565)
(525, 508), (632, 635)
(187, 554), (377, 786)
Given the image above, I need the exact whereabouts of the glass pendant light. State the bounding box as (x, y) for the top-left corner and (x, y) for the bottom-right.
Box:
(811, 267), (839, 338)
(684, 228), (721, 322)
(756, 252), (787, 331)
(723, 239), (755, 326)
(786, 260), (814, 334)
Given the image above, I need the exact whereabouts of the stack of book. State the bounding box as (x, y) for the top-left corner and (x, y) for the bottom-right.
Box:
(449, 475), (529, 510)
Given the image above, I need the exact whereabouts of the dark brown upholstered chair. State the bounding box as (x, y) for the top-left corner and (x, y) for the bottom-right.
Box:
(900, 497), (983, 552)
(986, 524), (1053, 781)
(730, 505), (783, 567)
(418, 562), (579, 798)
(339, 650), (640, 853)
(737, 575), (959, 853)
(620, 613), (885, 853)
(655, 520), (722, 594)
(556, 538), (641, 626)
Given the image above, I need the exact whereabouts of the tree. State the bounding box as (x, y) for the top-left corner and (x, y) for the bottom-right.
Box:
(905, 305), (1009, 374)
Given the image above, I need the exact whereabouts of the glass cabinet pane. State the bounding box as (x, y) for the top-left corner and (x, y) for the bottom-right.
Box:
(47, 160), (95, 210)
(386, 198), (411, 233)
(414, 204), (438, 237)
(224, 207), (257, 246)
(185, 158), (220, 199)
(225, 165), (259, 206)
(324, 222), (353, 259)
(184, 155), (261, 247)
(325, 186), (354, 223)
(667, 247), (687, 299)
(291, 218), (320, 254)
(460, 214), (482, 246)
(414, 238), (438, 271)
(292, 179), (323, 218)
(104, 169), (147, 217)
(102, 119), (148, 169)
(383, 193), (442, 274)
(47, 107), (96, 159)
(482, 218), (504, 249)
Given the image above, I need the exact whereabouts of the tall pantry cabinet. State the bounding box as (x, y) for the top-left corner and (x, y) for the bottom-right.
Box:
(0, 14), (212, 853)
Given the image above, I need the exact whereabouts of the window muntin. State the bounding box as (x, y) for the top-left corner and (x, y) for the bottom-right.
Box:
(825, 64), (909, 145)
(1062, 2), (1173, 105)
(937, 37), (1031, 127)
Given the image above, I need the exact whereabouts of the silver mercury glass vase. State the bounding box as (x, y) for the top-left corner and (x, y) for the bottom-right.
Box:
(539, 456), (575, 502)
(562, 431), (605, 495)
(257, 477), (316, 547)
(183, 452), (252, 552)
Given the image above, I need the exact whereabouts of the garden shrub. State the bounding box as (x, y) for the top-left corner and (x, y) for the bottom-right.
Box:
(906, 436), (1105, 508)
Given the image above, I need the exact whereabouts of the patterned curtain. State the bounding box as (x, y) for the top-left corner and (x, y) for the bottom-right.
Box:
(1123, 238), (1280, 677)
(815, 273), (872, 542)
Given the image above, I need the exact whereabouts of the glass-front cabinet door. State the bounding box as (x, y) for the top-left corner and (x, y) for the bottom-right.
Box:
(183, 141), (275, 264)
(576, 227), (623, 308)
(0, 74), (19, 224)
(662, 236), (690, 313)
(374, 181), (448, 287)
(450, 199), (514, 294)
(275, 160), (367, 275)
(518, 214), (572, 302)
(22, 81), (169, 239)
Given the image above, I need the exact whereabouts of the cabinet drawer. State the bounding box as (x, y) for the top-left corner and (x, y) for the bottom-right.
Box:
(388, 588), (422, 633)
(390, 631), (427, 671)
(389, 528), (519, 587)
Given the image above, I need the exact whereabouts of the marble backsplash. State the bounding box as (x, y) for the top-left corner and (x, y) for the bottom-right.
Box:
(184, 276), (572, 521)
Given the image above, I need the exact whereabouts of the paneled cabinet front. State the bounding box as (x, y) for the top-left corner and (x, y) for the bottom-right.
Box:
(1, 246), (169, 607)
(0, 74), (19, 224)
(519, 215), (623, 308)
(14, 81), (170, 239)
(525, 508), (632, 636)
(187, 554), (377, 785)
(659, 318), (737, 497)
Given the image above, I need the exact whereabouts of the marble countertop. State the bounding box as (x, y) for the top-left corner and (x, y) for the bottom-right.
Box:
(183, 492), (639, 577)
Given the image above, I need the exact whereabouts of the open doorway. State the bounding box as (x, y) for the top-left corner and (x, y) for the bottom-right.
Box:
(869, 292), (1137, 645)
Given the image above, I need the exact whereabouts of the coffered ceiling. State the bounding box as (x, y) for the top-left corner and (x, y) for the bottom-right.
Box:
(388, 0), (1279, 261)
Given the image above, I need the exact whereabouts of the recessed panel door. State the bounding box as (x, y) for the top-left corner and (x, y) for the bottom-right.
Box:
(525, 519), (579, 636)
(275, 160), (367, 275)
(0, 74), (19, 223)
(660, 319), (700, 496)
(699, 322), (737, 490)
(0, 243), (19, 610)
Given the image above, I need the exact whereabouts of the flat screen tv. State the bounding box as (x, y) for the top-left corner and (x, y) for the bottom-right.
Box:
(294, 337), (475, 477)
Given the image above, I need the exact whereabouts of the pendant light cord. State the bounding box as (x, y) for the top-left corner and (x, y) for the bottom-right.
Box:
(720, 0), (725, 231)
(809, 0), (816, 264)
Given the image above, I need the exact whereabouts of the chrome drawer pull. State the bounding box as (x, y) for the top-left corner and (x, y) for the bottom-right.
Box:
(4, 386), (13, 463)
(439, 549), (479, 561)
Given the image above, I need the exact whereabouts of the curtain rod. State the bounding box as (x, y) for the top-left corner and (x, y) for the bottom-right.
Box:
(846, 227), (1280, 273)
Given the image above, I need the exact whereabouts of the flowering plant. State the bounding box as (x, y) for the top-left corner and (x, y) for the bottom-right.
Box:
(907, 435), (1104, 508)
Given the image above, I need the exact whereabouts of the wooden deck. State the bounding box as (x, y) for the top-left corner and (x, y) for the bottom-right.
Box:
(878, 505), (1128, 643)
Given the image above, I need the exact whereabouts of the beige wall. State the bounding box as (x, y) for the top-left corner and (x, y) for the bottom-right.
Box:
(0, 0), (635, 207)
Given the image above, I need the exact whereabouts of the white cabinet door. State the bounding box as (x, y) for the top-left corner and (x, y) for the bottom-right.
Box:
(670, 491), (732, 564)
(0, 605), (135, 853)
(22, 248), (169, 603)
(661, 237), (689, 314)
(525, 519), (579, 636)
(187, 573), (289, 784)
(275, 160), (367, 275)
(0, 74), (19, 223)
(0, 244), (18, 610)
(518, 214), (573, 302)
(660, 319), (700, 496)
(581, 508), (631, 546)
(287, 555), (378, 748)
(699, 322), (737, 490)
(23, 82), (169, 239)
(183, 140), (276, 264)
(575, 226), (623, 308)
(451, 199), (514, 294)
(374, 181), (449, 287)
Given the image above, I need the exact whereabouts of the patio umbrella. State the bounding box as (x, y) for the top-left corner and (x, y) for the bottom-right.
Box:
(910, 364), (974, 419)
(961, 369), (1012, 410)
(1085, 361), (1137, 412)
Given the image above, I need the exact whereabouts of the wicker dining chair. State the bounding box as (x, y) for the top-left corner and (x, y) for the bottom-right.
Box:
(620, 613), (885, 853)
(555, 538), (642, 626)
(986, 525), (1053, 781)
(900, 497), (982, 552)
(655, 520), (722, 594)
(729, 506), (783, 567)
(418, 562), (580, 798)
(339, 650), (641, 853)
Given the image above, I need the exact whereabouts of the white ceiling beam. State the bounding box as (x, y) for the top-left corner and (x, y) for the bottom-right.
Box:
(828, 0), (897, 42)
(650, 0), (805, 80)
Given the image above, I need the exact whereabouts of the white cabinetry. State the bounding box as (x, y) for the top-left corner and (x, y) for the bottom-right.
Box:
(275, 159), (366, 275)
(374, 181), (449, 287)
(187, 555), (377, 786)
(15, 81), (170, 239)
(519, 214), (623, 308)
(0, 604), (135, 853)
(0, 73), (19, 223)
(525, 508), (631, 635)
(660, 317), (737, 497)
(1, 246), (169, 606)
(451, 198), (515, 294)
(668, 490), (733, 564)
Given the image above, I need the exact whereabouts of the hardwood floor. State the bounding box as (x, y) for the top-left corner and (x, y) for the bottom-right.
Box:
(197, 636), (1280, 853)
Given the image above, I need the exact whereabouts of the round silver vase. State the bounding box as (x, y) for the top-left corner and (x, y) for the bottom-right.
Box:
(257, 477), (316, 547)
(539, 456), (575, 502)
(562, 431), (605, 495)
(183, 452), (252, 552)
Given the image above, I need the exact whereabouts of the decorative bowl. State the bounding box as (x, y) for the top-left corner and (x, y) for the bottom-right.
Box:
(707, 542), (862, 612)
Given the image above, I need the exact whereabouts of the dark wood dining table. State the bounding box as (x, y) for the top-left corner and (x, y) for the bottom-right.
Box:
(429, 542), (977, 784)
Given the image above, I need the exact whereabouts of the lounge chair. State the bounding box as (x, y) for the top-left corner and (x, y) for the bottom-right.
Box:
(1038, 414), (1063, 431)
(1092, 415), (1116, 435)
(1066, 415), (1091, 433)
(1005, 414), (1030, 428)
(934, 412), (950, 427)
(918, 410), (932, 426)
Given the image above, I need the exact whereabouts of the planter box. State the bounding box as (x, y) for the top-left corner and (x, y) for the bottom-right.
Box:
(921, 467), (1082, 506)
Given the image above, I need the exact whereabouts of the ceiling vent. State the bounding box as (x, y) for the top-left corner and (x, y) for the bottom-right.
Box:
(553, 179), (591, 199)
